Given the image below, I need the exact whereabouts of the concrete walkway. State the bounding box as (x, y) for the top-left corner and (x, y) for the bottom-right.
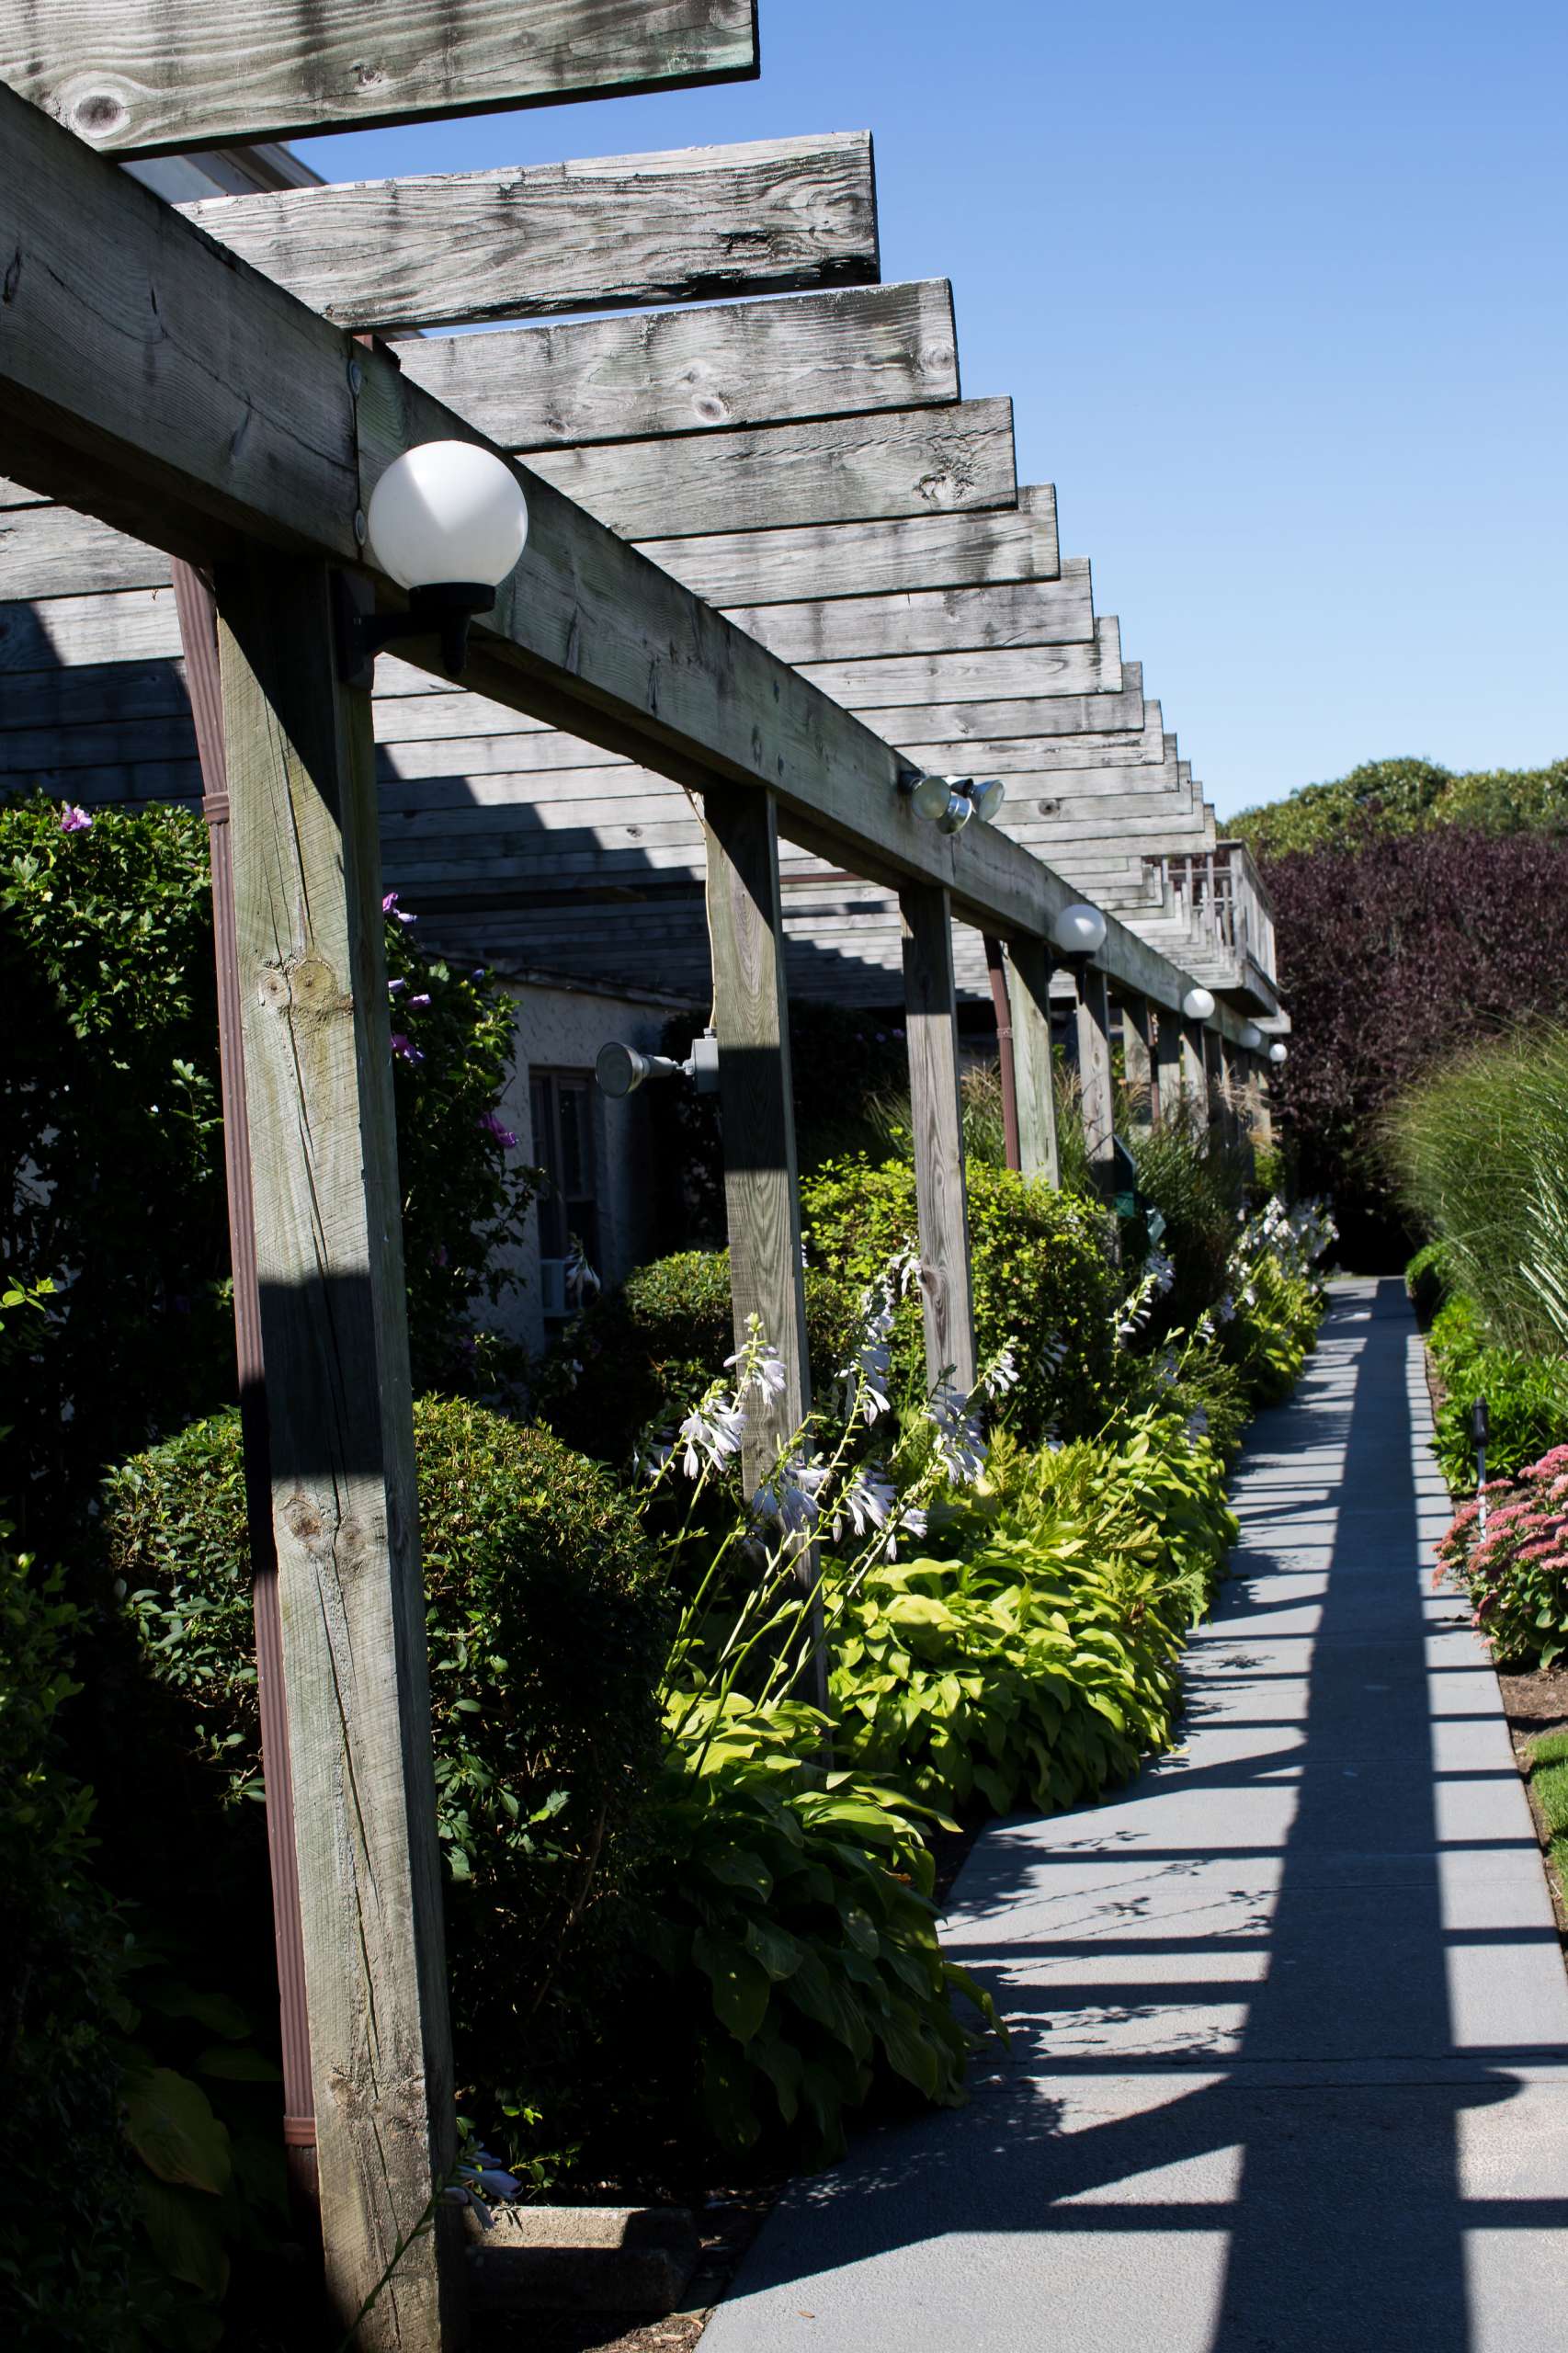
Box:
(703, 1279), (1568, 2351)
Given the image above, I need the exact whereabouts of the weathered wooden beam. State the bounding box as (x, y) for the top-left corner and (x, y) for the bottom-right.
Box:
(184, 133), (877, 334)
(638, 485), (1059, 607)
(890, 714), (1165, 776)
(7, 0), (759, 156)
(400, 279), (957, 449)
(899, 884), (975, 1391)
(703, 782), (825, 1709)
(522, 398), (1016, 540)
(1006, 940), (1060, 1188)
(1074, 966), (1117, 1195)
(725, 564), (1094, 666)
(0, 84), (1233, 1033)
(218, 550), (458, 2345)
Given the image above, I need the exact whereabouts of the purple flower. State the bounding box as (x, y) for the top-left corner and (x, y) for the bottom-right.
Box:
(388, 977), (408, 995)
(390, 1032), (425, 1065)
(479, 1110), (518, 1149)
(431, 1244), (449, 1268)
(382, 891), (416, 925)
(409, 992), (431, 1009)
(60, 803), (93, 834)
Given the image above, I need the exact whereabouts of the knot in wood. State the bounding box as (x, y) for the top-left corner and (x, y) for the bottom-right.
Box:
(282, 1491), (324, 1544)
(271, 950), (349, 1025)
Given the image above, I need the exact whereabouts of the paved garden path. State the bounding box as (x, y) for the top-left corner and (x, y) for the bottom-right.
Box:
(703, 1279), (1568, 2351)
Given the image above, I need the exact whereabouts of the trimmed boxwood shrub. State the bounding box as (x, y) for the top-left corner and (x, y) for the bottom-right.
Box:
(541, 1248), (857, 1467)
(799, 1155), (1120, 1442)
(103, 1398), (671, 2142)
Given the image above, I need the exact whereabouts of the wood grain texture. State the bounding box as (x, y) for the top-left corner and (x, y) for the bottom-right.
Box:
(864, 669), (1143, 746)
(0, 591), (184, 673)
(703, 783), (825, 1708)
(184, 132), (873, 334)
(0, 504), (171, 598)
(1074, 966), (1117, 1187)
(797, 624), (1119, 710)
(400, 279), (956, 448)
(637, 484), (1058, 606)
(218, 552), (458, 2345)
(722, 564), (1094, 665)
(1006, 940), (1060, 1188)
(521, 399), (1015, 539)
(8, 0), (758, 157)
(899, 883), (976, 1391)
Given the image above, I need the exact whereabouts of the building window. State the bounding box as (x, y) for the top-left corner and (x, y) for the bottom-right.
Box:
(529, 1070), (601, 1320)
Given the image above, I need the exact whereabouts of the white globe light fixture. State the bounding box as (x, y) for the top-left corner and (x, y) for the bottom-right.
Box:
(358, 440), (529, 677)
(1182, 986), (1216, 1022)
(1239, 1022), (1265, 1051)
(1269, 1040), (1289, 1065)
(1051, 903), (1108, 960)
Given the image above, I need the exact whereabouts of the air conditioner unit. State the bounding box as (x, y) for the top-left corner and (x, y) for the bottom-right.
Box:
(539, 1257), (568, 1317)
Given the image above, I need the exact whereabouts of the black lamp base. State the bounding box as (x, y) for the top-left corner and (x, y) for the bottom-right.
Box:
(335, 576), (496, 685)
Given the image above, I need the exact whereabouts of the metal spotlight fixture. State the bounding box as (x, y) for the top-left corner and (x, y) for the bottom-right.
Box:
(969, 777), (1007, 823)
(595, 1030), (721, 1099)
(937, 788), (973, 835)
(1182, 986), (1216, 1022)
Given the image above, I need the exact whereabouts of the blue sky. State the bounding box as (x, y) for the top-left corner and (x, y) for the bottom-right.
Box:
(300, 1), (1566, 820)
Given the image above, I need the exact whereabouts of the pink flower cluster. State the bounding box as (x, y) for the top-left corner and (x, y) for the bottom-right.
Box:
(1437, 1446), (1568, 1655)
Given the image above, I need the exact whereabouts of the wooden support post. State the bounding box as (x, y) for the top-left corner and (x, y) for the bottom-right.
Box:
(1121, 994), (1158, 1129)
(1156, 1006), (1184, 1130)
(702, 783), (824, 1708)
(1252, 1057), (1276, 1148)
(983, 934), (1021, 1171)
(1074, 965), (1118, 1199)
(174, 560), (317, 2210)
(1006, 940), (1061, 1188)
(1181, 1019), (1209, 1111)
(217, 552), (460, 2351)
(899, 884), (977, 1392)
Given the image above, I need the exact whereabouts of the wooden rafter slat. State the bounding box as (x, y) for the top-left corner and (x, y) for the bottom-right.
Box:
(398, 279), (959, 448)
(183, 132), (878, 333)
(5, 0), (760, 157)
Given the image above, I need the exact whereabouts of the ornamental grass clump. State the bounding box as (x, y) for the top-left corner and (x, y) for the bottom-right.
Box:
(1386, 1021), (1568, 1358)
(1436, 1445), (1568, 1670)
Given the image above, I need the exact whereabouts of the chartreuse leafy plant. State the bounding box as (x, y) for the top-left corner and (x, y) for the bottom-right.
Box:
(829, 1408), (1237, 1816)
(637, 1698), (995, 2159)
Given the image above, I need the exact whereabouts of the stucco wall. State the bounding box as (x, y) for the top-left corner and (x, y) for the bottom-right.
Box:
(489, 975), (699, 1358)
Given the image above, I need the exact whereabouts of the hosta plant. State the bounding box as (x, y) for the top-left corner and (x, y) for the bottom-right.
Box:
(633, 1698), (998, 2160)
(1436, 1445), (1568, 1670)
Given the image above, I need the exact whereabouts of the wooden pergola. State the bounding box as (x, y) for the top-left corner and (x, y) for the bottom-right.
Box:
(0, 12), (1286, 2340)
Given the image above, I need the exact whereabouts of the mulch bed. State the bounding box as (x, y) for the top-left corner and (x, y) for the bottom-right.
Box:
(1495, 1661), (1568, 1941)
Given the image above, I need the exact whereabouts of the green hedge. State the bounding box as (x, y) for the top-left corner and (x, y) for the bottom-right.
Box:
(799, 1155), (1120, 1441)
(540, 1248), (856, 1467)
(105, 1399), (671, 2145)
(1426, 1295), (1568, 1493)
